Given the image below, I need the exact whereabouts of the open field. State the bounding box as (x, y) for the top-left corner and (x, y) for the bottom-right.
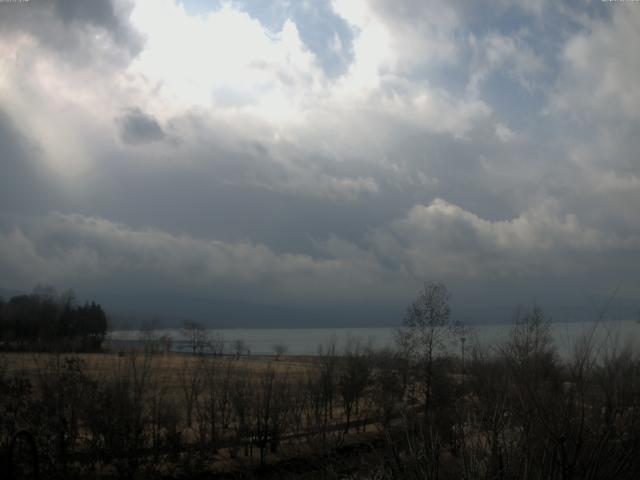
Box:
(0, 351), (315, 379)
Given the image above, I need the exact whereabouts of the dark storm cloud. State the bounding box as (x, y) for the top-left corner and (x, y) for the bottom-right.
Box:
(0, 0), (142, 67)
(53, 0), (121, 26)
(117, 107), (165, 145)
(0, 211), (406, 308)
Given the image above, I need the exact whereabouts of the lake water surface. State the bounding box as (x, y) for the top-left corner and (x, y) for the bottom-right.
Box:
(110, 319), (640, 357)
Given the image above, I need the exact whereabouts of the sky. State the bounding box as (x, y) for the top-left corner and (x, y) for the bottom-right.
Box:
(1, 0), (639, 326)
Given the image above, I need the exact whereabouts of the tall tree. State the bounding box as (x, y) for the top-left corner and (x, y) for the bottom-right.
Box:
(397, 281), (459, 412)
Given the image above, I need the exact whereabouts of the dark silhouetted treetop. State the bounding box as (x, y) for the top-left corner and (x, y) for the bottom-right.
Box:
(0, 286), (108, 351)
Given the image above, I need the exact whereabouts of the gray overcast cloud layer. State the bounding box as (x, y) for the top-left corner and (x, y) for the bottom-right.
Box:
(1, 0), (639, 325)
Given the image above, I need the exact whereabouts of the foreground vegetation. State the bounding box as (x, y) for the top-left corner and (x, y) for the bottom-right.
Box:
(1, 284), (640, 479)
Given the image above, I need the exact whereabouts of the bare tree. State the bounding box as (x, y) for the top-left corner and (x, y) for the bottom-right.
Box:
(195, 358), (235, 450)
(233, 338), (247, 359)
(214, 360), (236, 442)
(159, 333), (173, 354)
(338, 338), (371, 433)
(210, 331), (225, 356)
(370, 348), (406, 428)
(230, 366), (252, 458)
(252, 373), (271, 461)
(397, 281), (459, 413)
(287, 375), (309, 443)
(272, 343), (288, 360)
(139, 318), (161, 354)
(318, 338), (338, 427)
(182, 320), (210, 355)
(178, 357), (204, 429)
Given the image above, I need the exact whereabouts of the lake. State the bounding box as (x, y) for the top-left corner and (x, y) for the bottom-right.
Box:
(110, 319), (640, 357)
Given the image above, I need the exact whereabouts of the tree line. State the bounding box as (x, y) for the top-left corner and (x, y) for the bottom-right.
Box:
(0, 286), (108, 352)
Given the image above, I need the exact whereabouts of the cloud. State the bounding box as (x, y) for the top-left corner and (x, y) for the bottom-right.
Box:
(467, 30), (545, 98)
(128, 0), (324, 121)
(0, 0), (495, 210)
(3, 198), (638, 308)
(53, 0), (122, 27)
(332, 0), (461, 71)
(368, 198), (640, 279)
(0, 0), (143, 68)
(328, 0), (490, 137)
(0, 212), (396, 303)
(117, 107), (165, 144)
(1, 0), (640, 316)
(552, 4), (640, 120)
(494, 122), (514, 143)
(544, 4), (640, 239)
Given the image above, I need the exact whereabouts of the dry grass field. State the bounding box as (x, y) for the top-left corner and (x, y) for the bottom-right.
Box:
(0, 350), (313, 378)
